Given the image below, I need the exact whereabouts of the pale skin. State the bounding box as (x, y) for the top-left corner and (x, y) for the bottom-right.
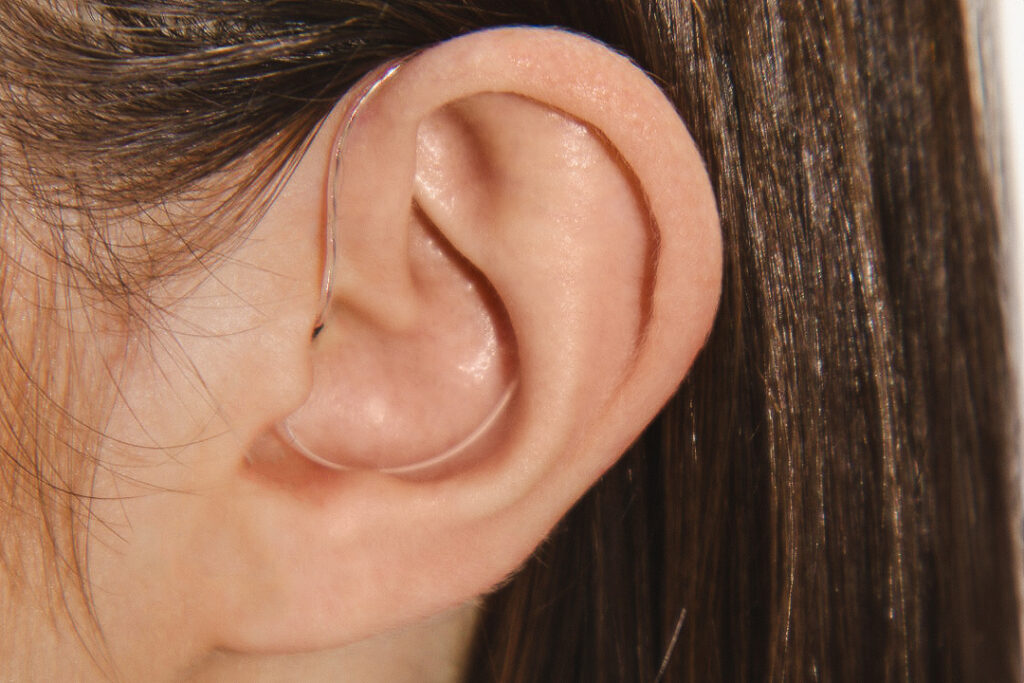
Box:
(0, 28), (722, 680)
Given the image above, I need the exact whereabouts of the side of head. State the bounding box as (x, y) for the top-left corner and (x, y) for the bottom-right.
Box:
(0, 11), (720, 678)
(1, 2), (1019, 681)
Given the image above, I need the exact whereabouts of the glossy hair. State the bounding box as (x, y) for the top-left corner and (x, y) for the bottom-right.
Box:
(0, 1), (1019, 681)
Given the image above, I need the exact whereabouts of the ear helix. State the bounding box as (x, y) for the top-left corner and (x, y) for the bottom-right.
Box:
(275, 61), (519, 476)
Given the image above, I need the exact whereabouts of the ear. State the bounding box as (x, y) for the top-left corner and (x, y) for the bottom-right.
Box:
(179, 28), (719, 653)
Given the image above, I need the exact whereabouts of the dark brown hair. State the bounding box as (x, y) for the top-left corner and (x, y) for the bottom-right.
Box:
(1, 1), (1019, 681)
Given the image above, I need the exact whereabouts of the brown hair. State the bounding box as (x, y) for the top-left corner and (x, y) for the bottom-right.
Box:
(1, 1), (1019, 680)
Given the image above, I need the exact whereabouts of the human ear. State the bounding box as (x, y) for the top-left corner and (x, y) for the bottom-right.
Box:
(138, 27), (720, 654)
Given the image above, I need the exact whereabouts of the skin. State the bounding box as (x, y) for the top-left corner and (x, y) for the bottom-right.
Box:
(0, 28), (721, 680)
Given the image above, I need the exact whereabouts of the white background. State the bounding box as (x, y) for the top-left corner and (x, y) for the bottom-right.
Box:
(991, 0), (1024, 419)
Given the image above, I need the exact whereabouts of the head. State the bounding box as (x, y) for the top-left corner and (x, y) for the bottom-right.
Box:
(0, 1), (1019, 681)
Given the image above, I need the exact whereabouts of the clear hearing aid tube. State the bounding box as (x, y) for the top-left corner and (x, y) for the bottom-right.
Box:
(313, 60), (405, 338)
(275, 57), (518, 477)
(275, 61), (405, 471)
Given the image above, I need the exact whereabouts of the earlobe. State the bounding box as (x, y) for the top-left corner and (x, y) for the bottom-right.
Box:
(224, 26), (720, 652)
